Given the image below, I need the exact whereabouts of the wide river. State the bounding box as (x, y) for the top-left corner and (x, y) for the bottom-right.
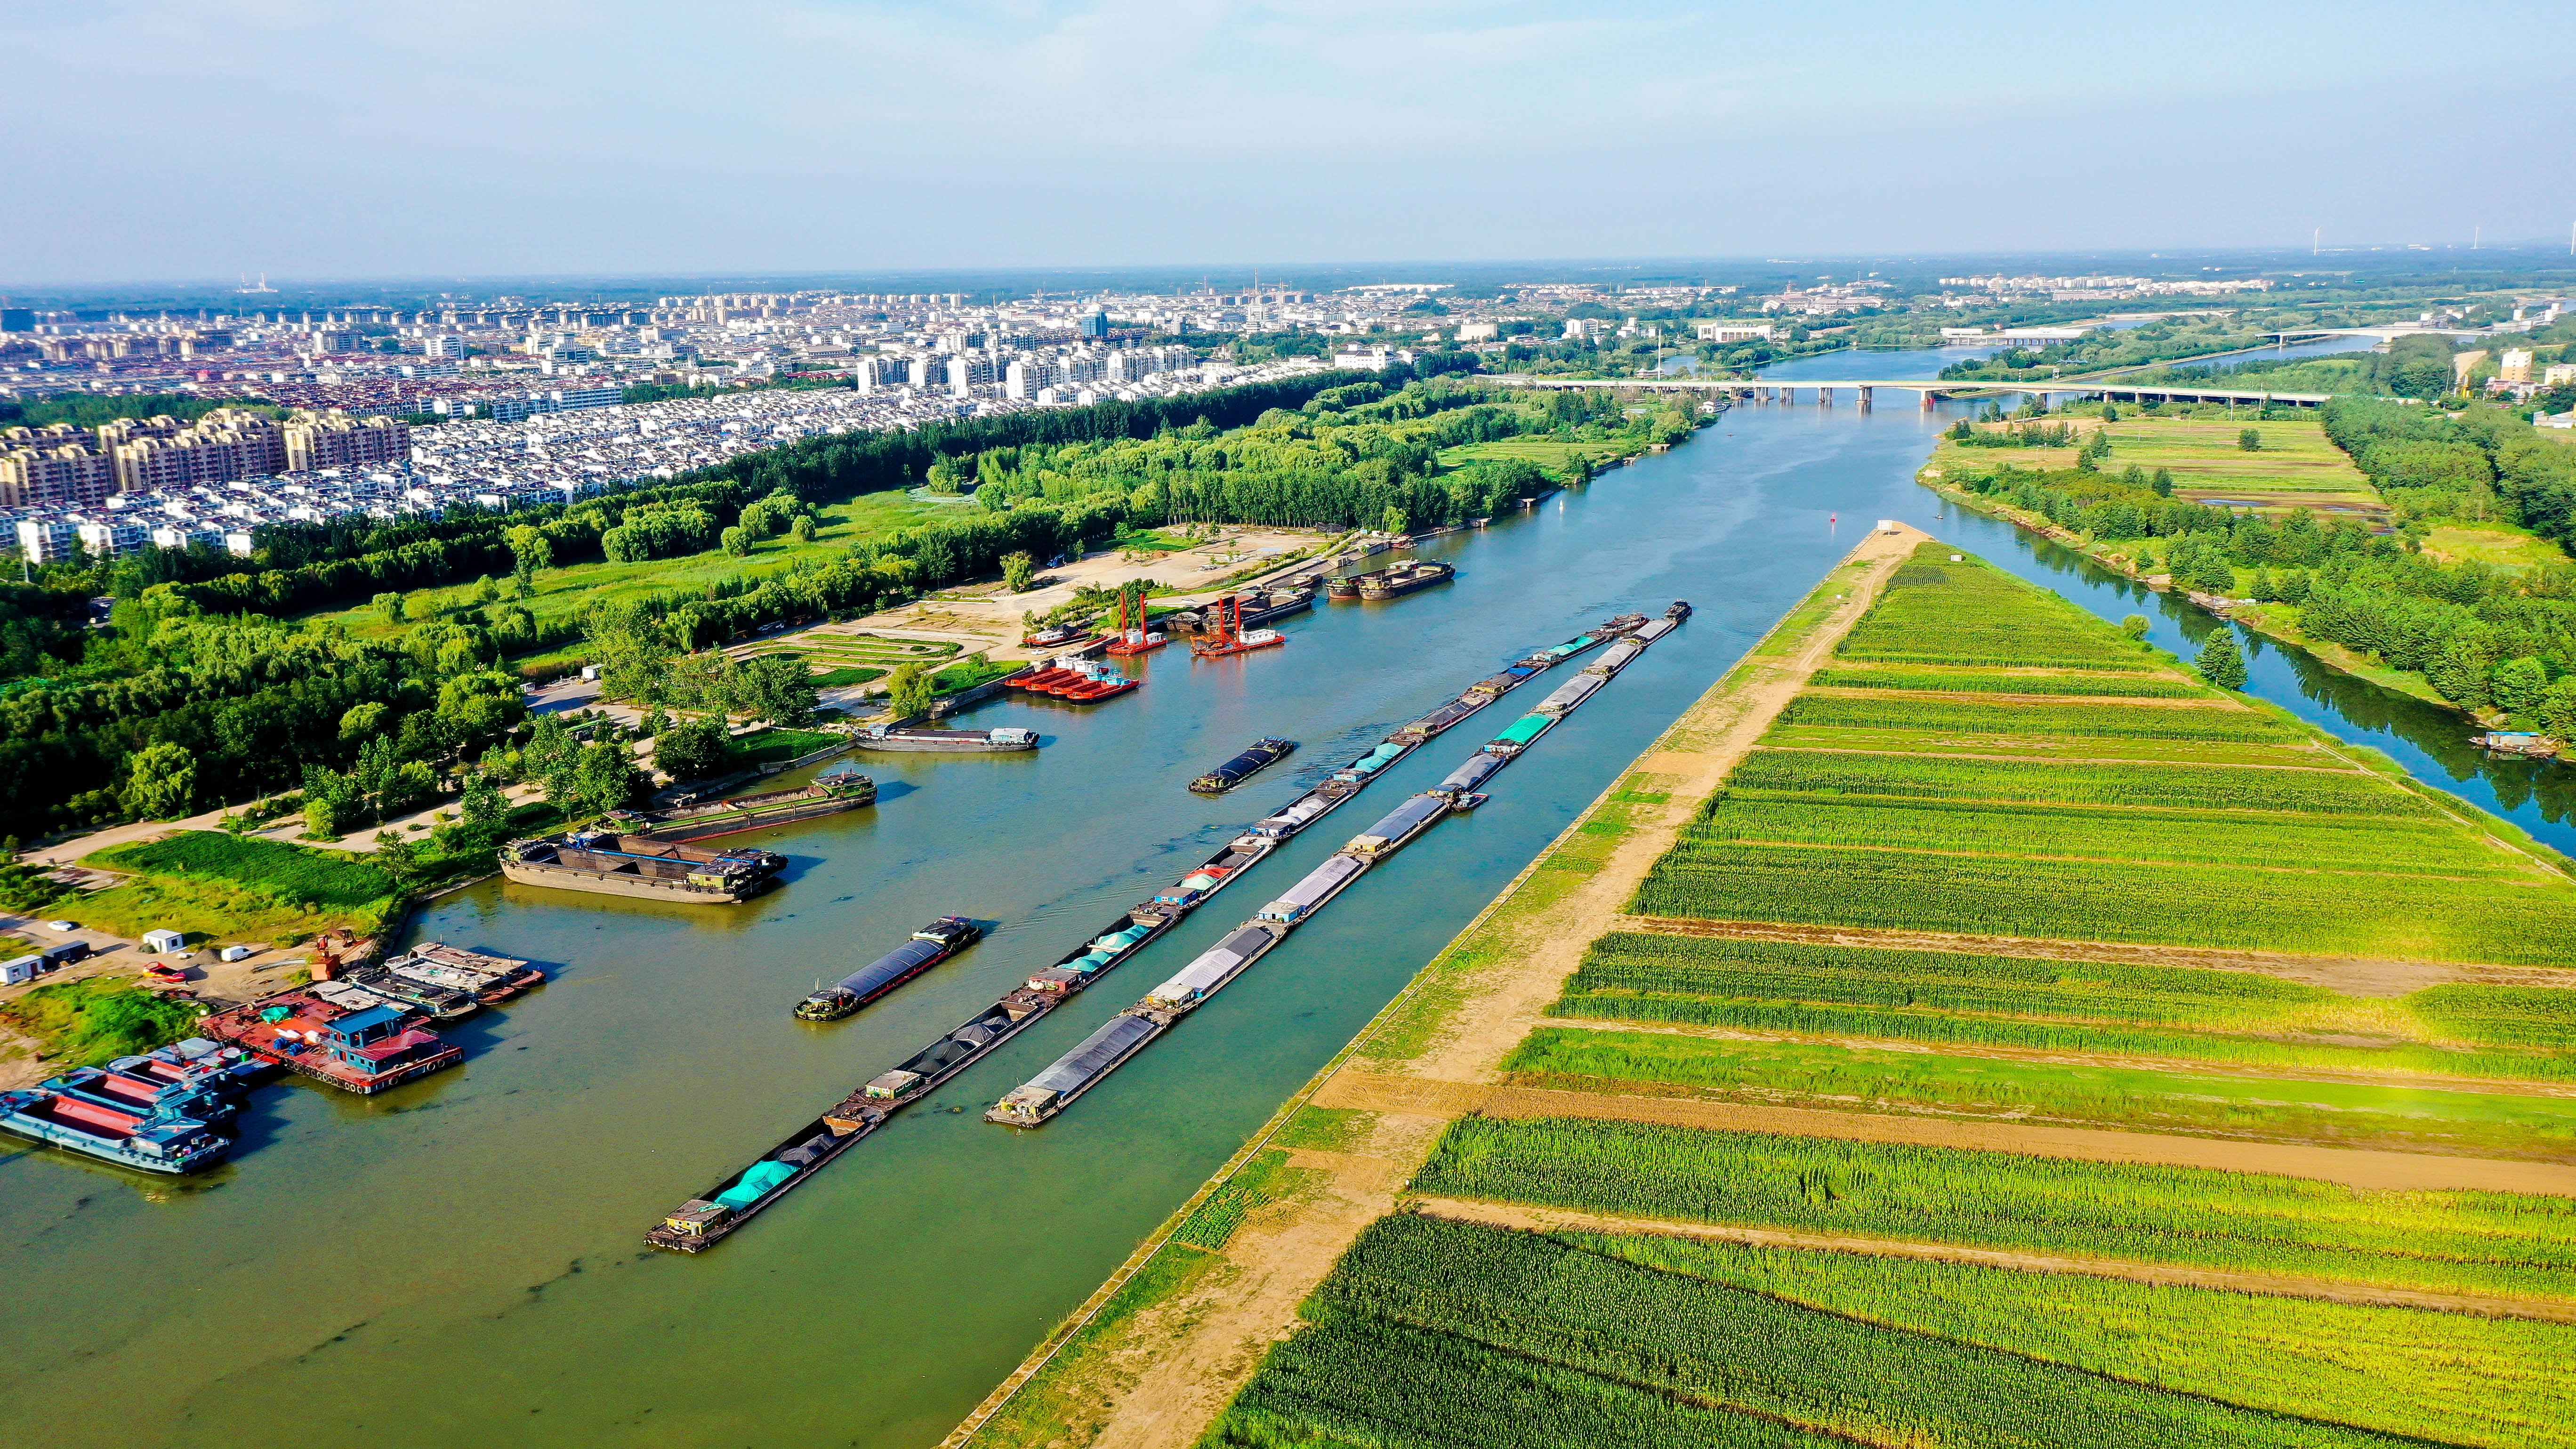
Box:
(5, 347), (2567, 1448)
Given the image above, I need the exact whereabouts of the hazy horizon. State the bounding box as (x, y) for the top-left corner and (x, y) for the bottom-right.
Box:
(9, 0), (2574, 286)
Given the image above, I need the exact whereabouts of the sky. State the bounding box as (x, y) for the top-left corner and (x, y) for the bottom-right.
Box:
(5, 0), (2574, 284)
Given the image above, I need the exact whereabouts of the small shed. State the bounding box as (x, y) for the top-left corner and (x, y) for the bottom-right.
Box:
(2, 955), (40, 986)
(140, 928), (186, 954)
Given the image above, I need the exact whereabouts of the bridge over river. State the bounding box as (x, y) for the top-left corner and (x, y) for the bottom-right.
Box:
(1488, 373), (2330, 410)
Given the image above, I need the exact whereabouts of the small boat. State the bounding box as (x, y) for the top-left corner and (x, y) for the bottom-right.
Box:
(1193, 628), (1283, 659)
(1666, 599), (1694, 620)
(1191, 738), (1298, 794)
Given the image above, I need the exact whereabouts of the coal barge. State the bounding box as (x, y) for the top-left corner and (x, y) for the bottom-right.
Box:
(794, 917), (982, 1021)
(502, 832), (786, 903)
(1191, 738), (1297, 794)
(642, 615), (1653, 1251)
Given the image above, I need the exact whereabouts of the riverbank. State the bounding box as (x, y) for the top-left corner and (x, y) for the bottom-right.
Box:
(944, 525), (1930, 1449)
(1917, 459), (2470, 715)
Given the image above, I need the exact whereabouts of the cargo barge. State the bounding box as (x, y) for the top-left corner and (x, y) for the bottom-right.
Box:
(794, 917), (982, 1020)
(851, 724), (1039, 753)
(0, 1084), (230, 1174)
(502, 832), (786, 903)
(642, 616), (1645, 1249)
(1191, 738), (1297, 794)
(987, 793), (1453, 1127)
(621, 771), (876, 843)
(1357, 559), (1456, 600)
(1175, 584), (1314, 633)
(983, 606), (1688, 1129)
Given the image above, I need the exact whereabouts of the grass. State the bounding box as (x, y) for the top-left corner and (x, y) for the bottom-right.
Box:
(0, 975), (202, 1070)
(932, 654), (1020, 694)
(1507, 1030), (2576, 1158)
(1168, 1149), (1320, 1252)
(804, 666), (885, 688)
(1410, 1116), (2576, 1299)
(80, 831), (402, 945)
(1581, 1231), (2576, 1449)
(1436, 437), (1612, 480)
(726, 727), (845, 766)
(2424, 523), (2573, 572)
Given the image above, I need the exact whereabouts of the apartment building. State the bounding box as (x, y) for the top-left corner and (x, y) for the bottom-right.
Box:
(283, 410), (413, 471)
(0, 441), (118, 508)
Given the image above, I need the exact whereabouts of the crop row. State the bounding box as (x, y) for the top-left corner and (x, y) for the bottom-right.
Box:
(2412, 984), (2576, 1047)
(1729, 749), (2427, 816)
(1208, 1305), (1843, 1449)
(1567, 929), (2334, 1026)
(1581, 1232), (2576, 1449)
(1298, 1214), (2409, 1449)
(1506, 1027), (2576, 1140)
(1411, 1116), (2576, 1299)
(1774, 693), (2292, 744)
(1631, 839), (2576, 964)
(1703, 795), (2518, 876)
(1838, 559), (2153, 671)
(1806, 667), (2212, 698)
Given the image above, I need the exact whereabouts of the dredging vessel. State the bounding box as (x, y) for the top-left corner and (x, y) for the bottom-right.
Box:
(619, 768), (876, 842)
(1191, 738), (1297, 794)
(641, 612), (1653, 1251)
(793, 917), (982, 1021)
(849, 724), (1039, 753)
(501, 832), (786, 903)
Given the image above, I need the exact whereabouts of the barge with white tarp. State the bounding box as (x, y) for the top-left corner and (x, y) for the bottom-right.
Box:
(794, 917), (982, 1021)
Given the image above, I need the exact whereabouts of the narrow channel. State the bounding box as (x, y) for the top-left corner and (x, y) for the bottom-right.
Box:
(0, 344), (2560, 1449)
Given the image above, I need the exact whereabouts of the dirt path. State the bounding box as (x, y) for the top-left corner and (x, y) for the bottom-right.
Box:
(1317, 1071), (2576, 1195)
(1409, 1196), (2576, 1323)
(1609, 915), (2569, 996)
(953, 529), (1934, 1449)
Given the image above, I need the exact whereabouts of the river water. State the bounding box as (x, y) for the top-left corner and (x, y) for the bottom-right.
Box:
(3, 347), (2564, 1449)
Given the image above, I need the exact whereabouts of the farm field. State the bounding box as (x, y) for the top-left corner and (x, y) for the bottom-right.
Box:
(961, 532), (2576, 1449)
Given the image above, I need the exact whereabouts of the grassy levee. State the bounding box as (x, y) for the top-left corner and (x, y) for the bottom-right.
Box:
(1192, 542), (2576, 1449)
(943, 532), (1930, 1449)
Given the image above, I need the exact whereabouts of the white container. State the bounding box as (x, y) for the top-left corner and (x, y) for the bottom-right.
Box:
(141, 928), (185, 954)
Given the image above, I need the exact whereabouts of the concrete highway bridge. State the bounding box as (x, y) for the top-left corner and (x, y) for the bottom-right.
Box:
(1487, 374), (2329, 410)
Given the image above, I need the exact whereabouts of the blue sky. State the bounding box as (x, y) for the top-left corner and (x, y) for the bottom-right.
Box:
(5, 0), (2572, 282)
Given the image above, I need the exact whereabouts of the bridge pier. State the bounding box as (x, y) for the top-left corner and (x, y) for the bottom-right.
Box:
(1857, 386), (1873, 411)
(1819, 386), (1833, 407)
(1920, 390), (1937, 411)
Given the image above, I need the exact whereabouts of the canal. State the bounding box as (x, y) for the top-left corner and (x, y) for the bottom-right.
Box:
(2, 346), (2563, 1449)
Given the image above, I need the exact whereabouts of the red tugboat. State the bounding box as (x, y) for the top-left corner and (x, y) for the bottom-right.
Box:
(1189, 595), (1287, 660)
(1103, 593), (1166, 657)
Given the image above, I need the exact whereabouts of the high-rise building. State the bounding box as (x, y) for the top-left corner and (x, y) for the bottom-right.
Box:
(283, 411), (411, 472)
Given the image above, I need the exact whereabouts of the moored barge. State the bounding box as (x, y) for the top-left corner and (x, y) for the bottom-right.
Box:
(851, 724), (1039, 753)
(794, 917), (982, 1020)
(502, 832), (785, 903)
(1357, 559), (1456, 600)
(1191, 738), (1297, 794)
(0, 1084), (230, 1174)
(622, 772), (876, 843)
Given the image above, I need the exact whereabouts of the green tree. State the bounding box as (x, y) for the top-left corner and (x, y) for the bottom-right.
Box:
(372, 830), (419, 878)
(472, 574), (501, 605)
(338, 701), (389, 742)
(652, 716), (733, 781)
(721, 526), (752, 557)
(884, 661), (934, 720)
(1381, 505), (1409, 535)
(2238, 428), (2262, 451)
(2120, 614), (2150, 641)
(2195, 629), (2247, 689)
(302, 765), (362, 839)
(583, 600), (675, 703)
(2536, 678), (2576, 739)
(374, 591), (407, 625)
(457, 770), (508, 835)
(120, 743), (195, 821)
(523, 716), (583, 810)
(789, 514), (817, 543)
(1001, 550), (1037, 592)
(2490, 656), (2550, 716)
(2152, 467), (2174, 498)
(573, 742), (647, 815)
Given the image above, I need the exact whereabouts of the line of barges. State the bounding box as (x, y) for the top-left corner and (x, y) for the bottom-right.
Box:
(641, 610), (1665, 1252)
(983, 601), (1687, 1129)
